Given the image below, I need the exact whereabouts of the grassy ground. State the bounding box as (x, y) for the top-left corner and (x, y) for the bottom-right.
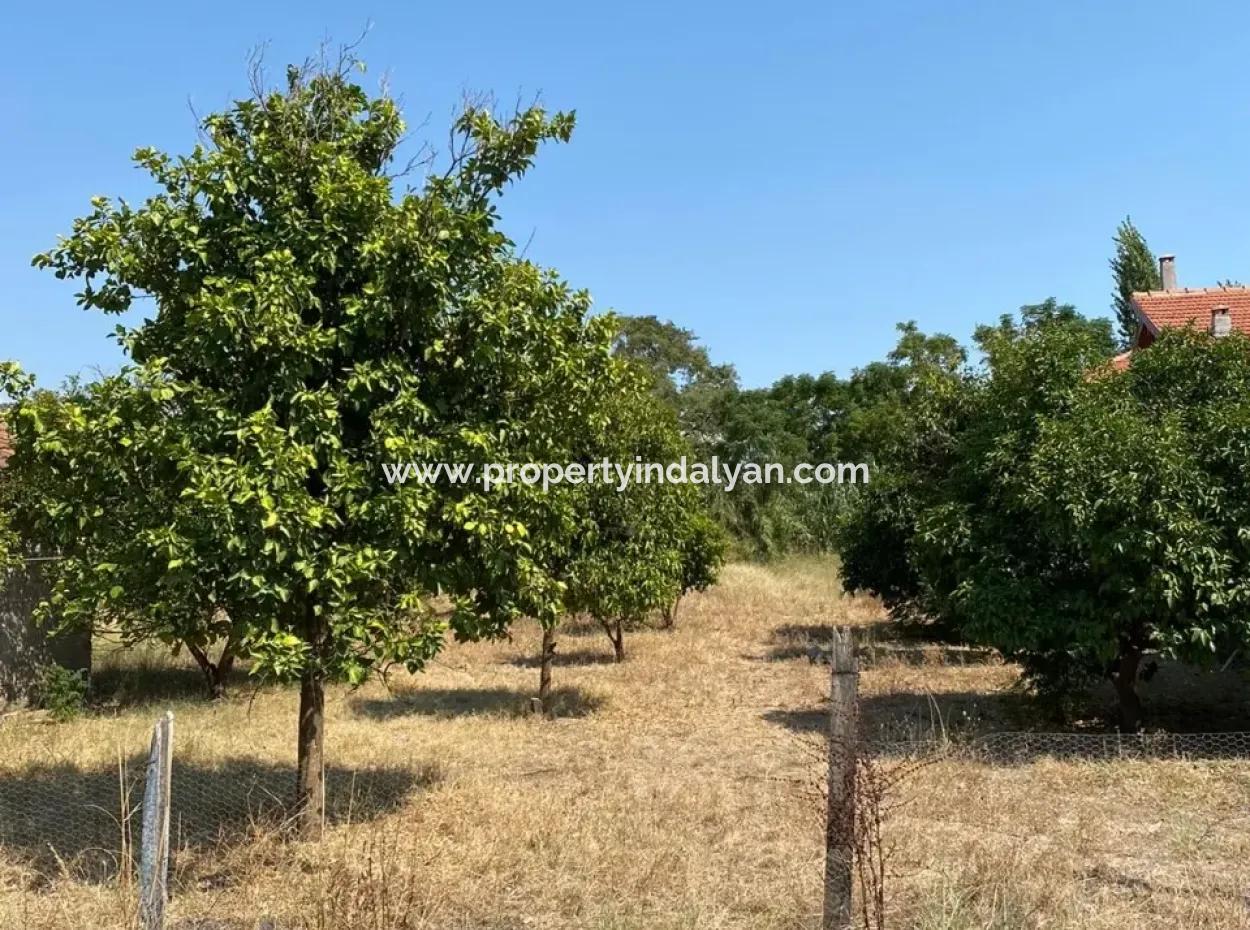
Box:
(1, 558), (1248, 928)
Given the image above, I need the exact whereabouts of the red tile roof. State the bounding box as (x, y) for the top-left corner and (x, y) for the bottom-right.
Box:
(1132, 286), (1250, 336)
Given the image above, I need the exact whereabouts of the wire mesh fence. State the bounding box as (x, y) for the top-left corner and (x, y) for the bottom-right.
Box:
(842, 734), (1250, 930)
(0, 742), (427, 883)
(870, 727), (1250, 763)
(3, 725), (1249, 872)
(2, 705), (1249, 929)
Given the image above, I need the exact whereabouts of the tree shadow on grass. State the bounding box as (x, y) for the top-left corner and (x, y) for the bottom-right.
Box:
(756, 622), (844, 662)
(352, 685), (603, 721)
(0, 757), (433, 885)
(765, 682), (1250, 764)
(90, 654), (254, 710)
(556, 616), (612, 639)
(1115, 660), (1250, 733)
(763, 689), (1033, 742)
(506, 647), (616, 669)
(756, 620), (980, 663)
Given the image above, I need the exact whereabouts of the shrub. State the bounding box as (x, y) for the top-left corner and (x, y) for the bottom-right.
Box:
(37, 663), (88, 721)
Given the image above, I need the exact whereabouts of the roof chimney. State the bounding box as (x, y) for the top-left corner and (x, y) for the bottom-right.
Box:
(1159, 254), (1177, 291)
(1212, 305), (1232, 338)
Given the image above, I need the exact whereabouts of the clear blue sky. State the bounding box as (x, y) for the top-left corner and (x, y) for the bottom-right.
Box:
(5, 1), (1250, 388)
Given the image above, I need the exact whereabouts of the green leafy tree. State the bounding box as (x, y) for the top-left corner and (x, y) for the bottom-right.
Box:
(564, 370), (701, 662)
(3, 374), (245, 699)
(612, 314), (737, 455)
(760, 373), (851, 463)
(1001, 328), (1250, 727)
(705, 323), (966, 560)
(0, 384), (34, 573)
(14, 58), (618, 834)
(524, 358), (722, 709)
(836, 323), (973, 626)
(712, 387), (811, 557)
(906, 302), (1119, 705)
(840, 322), (967, 465)
(613, 315), (969, 561)
(839, 301), (1250, 729)
(613, 315), (822, 561)
(659, 510), (726, 628)
(1110, 216), (1161, 348)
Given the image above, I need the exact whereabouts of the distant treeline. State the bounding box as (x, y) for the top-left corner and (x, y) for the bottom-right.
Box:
(612, 313), (965, 559)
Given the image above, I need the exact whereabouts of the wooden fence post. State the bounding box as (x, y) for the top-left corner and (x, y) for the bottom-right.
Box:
(138, 711), (174, 930)
(823, 627), (858, 930)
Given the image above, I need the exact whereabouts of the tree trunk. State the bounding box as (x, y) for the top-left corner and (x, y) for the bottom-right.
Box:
(215, 644), (236, 696)
(537, 626), (556, 716)
(611, 619), (625, 663)
(598, 617), (626, 662)
(295, 602), (327, 839)
(659, 596), (681, 630)
(1113, 644), (1143, 733)
(187, 643), (215, 696)
(295, 664), (326, 839)
(186, 641), (236, 700)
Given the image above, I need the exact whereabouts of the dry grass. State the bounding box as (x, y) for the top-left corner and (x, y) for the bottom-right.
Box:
(1, 558), (1248, 929)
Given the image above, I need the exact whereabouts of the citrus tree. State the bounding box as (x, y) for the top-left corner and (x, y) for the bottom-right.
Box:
(516, 355), (723, 712)
(658, 509), (726, 628)
(12, 58), (618, 834)
(1, 372), (246, 697)
(839, 302), (1250, 728)
(564, 367), (710, 663)
(1003, 328), (1250, 726)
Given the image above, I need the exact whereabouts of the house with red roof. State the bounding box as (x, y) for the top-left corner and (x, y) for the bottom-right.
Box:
(1112, 255), (1250, 370)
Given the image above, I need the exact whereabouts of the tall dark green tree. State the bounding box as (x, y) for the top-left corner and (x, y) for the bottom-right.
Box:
(612, 314), (737, 455)
(1110, 216), (1162, 347)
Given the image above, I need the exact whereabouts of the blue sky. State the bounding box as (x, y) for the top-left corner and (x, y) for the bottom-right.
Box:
(5, 0), (1250, 388)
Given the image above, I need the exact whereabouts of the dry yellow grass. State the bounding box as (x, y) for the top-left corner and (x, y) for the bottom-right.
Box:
(1, 558), (1247, 929)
